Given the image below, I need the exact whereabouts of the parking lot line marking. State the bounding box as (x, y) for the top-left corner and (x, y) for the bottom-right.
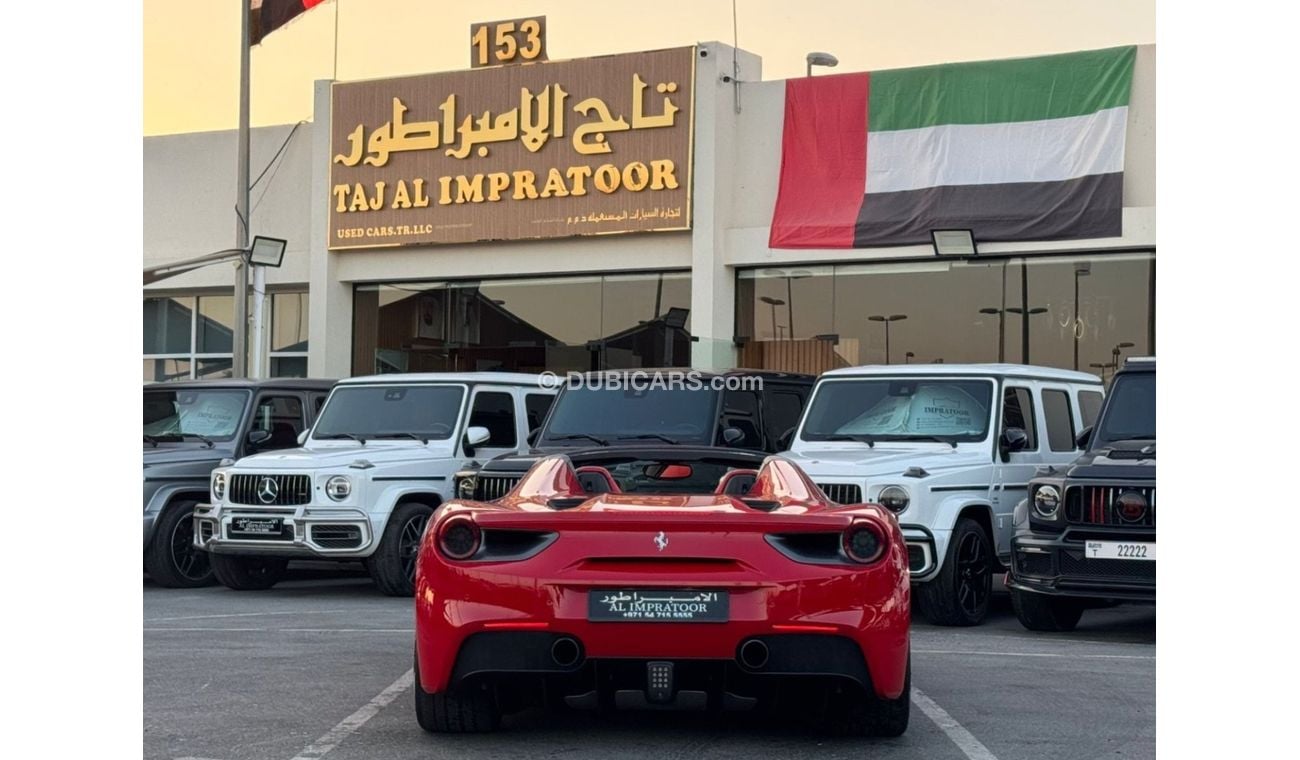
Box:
(145, 610), (349, 623)
(144, 627), (415, 633)
(912, 688), (999, 760)
(915, 648), (1154, 661)
(289, 668), (414, 760)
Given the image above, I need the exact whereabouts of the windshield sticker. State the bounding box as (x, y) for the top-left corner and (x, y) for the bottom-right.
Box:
(838, 384), (987, 437)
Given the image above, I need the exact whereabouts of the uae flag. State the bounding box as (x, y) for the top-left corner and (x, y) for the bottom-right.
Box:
(250, 0), (326, 45)
(768, 46), (1136, 249)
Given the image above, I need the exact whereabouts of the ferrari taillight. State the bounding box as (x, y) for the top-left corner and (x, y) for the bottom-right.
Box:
(438, 516), (481, 560)
(843, 521), (887, 564)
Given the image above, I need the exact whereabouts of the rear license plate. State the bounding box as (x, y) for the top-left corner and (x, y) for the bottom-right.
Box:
(588, 589), (729, 622)
(230, 517), (283, 536)
(1085, 541), (1155, 561)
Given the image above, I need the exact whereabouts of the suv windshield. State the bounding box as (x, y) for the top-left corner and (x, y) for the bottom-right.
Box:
(540, 386), (721, 446)
(144, 389), (250, 441)
(800, 378), (994, 443)
(1094, 372), (1155, 447)
(313, 385), (465, 440)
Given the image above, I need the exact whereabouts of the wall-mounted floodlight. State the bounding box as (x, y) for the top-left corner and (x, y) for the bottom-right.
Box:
(249, 235), (288, 267)
(930, 229), (977, 256)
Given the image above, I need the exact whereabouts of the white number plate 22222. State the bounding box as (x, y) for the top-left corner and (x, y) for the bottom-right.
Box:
(1085, 541), (1155, 561)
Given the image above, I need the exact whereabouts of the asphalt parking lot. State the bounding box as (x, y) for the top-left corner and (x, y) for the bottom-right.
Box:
(145, 566), (1155, 760)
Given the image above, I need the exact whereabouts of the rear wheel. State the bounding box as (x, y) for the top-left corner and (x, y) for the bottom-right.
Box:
(210, 554), (288, 590)
(145, 500), (214, 588)
(916, 517), (993, 626)
(370, 502), (435, 597)
(1011, 588), (1085, 632)
(414, 651), (500, 733)
(866, 654), (911, 737)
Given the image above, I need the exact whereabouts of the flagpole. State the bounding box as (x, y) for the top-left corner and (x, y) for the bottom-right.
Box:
(233, 2), (252, 378)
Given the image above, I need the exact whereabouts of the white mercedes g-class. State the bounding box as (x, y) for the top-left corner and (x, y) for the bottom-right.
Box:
(194, 372), (557, 595)
(783, 364), (1104, 626)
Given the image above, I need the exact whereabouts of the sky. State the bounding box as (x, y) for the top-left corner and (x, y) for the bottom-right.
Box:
(144, 0), (1154, 136)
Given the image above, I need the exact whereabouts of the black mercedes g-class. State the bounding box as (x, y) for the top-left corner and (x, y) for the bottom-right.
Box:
(143, 378), (335, 587)
(454, 369), (813, 501)
(1007, 357), (1155, 631)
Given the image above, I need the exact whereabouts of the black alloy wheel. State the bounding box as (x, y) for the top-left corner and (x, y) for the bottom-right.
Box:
(170, 510), (211, 583)
(400, 511), (431, 582)
(955, 529), (991, 619)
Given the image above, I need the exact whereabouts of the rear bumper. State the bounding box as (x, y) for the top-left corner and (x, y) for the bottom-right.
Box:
(415, 565), (910, 701)
(192, 502), (378, 559)
(1008, 531), (1155, 602)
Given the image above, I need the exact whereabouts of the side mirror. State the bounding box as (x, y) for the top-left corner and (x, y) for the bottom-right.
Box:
(297, 430), (310, 446)
(247, 429), (272, 447)
(463, 425), (490, 456)
(721, 427), (745, 446)
(777, 427), (796, 451)
(466, 426), (491, 446)
(526, 428), (540, 447)
(1000, 427), (1029, 456)
(1074, 426), (1093, 450)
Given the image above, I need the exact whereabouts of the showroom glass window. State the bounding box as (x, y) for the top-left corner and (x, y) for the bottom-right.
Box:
(735, 251), (1153, 375)
(351, 272), (691, 376)
(144, 291), (309, 381)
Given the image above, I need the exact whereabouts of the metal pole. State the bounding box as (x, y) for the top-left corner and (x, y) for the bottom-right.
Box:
(884, 322), (891, 364)
(232, 4), (251, 378)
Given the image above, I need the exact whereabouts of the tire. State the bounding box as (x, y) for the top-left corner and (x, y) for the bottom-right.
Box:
(1011, 588), (1085, 632)
(210, 553), (288, 591)
(867, 654), (911, 737)
(822, 655), (910, 737)
(145, 500), (214, 588)
(369, 502), (435, 597)
(414, 651), (500, 733)
(916, 517), (994, 626)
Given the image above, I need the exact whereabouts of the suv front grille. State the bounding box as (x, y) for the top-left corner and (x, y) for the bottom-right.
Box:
(816, 483), (862, 504)
(475, 474), (522, 501)
(229, 474), (312, 506)
(1064, 485), (1155, 528)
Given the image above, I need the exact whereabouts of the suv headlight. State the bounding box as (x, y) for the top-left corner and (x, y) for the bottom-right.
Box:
(456, 472), (477, 500)
(877, 485), (910, 513)
(325, 475), (352, 501)
(1033, 485), (1061, 518)
(211, 472), (226, 501)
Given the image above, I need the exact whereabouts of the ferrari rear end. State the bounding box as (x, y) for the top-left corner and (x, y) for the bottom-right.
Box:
(413, 455), (911, 736)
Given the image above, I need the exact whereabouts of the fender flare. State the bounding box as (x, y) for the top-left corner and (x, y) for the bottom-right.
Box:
(931, 495), (998, 557)
(145, 481), (209, 515)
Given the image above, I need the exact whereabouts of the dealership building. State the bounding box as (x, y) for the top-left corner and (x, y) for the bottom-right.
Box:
(144, 42), (1154, 382)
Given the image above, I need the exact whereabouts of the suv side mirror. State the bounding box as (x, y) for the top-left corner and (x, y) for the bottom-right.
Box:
(1000, 427), (1029, 456)
(777, 427), (796, 451)
(1074, 425), (1093, 450)
(463, 425), (491, 456)
(247, 429), (272, 447)
(721, 427), (745, 446)
(526, 428), (540, 447)
(297, 430), (310, 446)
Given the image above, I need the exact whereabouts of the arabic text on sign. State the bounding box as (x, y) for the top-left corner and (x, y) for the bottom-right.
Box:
(332, 75), (681, 168)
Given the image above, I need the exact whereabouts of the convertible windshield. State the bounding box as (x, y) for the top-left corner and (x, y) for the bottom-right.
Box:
(800, 379), (994, 443)
(313, 385), (465, 440)
(144, 389), (250, 441)
(1094, 372), (1155, 447)
(540, 386), (720, 446)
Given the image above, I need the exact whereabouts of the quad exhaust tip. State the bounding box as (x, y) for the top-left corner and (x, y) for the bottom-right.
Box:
(738, 639), (769, 670)
(551, 637), (582, 668)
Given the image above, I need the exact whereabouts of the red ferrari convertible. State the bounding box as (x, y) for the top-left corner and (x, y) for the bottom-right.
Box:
(413, 447), (910, 735)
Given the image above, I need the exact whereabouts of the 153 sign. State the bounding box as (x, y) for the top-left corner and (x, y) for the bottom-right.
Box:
(470, 17), (546, 68)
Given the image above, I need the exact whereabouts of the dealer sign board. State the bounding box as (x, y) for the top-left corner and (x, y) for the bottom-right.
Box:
(329, 46), (695, 249)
